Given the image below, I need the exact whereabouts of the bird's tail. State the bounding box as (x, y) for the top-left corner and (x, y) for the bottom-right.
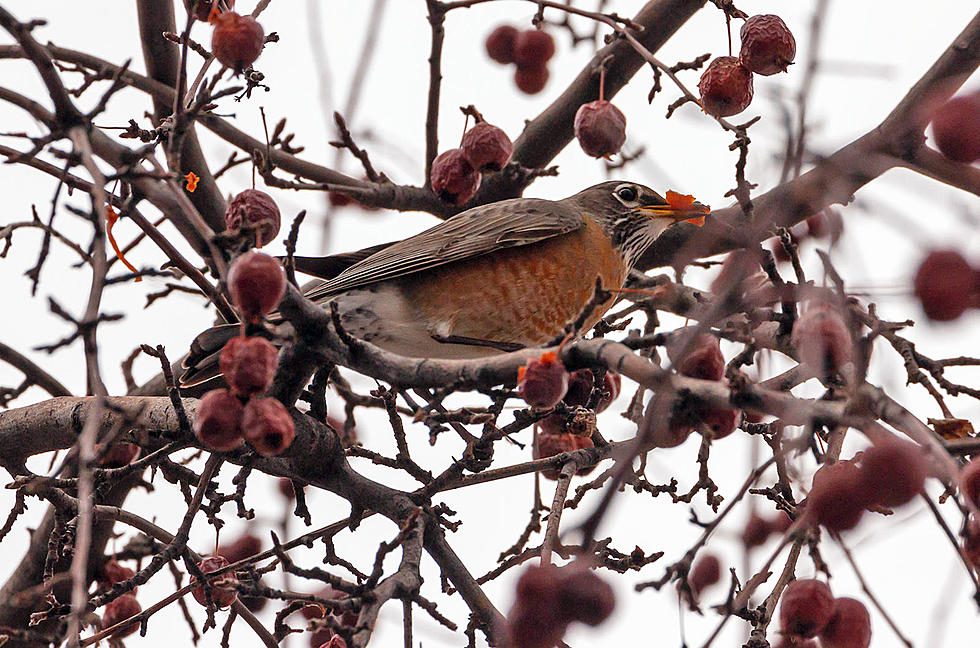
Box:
(180, 323), (242, 388)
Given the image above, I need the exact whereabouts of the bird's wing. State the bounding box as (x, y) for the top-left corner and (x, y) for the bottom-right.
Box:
(303, 197), (584, 301)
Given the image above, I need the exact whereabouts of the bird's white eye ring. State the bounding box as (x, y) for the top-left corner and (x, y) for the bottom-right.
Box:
(615, 185), (638, 203)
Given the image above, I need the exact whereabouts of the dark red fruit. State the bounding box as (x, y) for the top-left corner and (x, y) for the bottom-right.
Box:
(805, 461), (871, 532)
(518, 352), (569, 408)
(211, 12), (264, 72)
(741, 514), (772, 548)
(699, 407), (741, 439)
(486, 25), (519, 64)
(668, 332), (725, 381)
(779, 579), (835, 639)
(278, 477), (296, 500)
(931, 92), (980, 163)
(328, 191), (354, 207)
(225, 189), (281, 248)
(858, 437), (927, 508)
(574, 100), (627, 158)
(963, 516), (980, 568)
(698, 56), (754, 117)
(805, 209), (844, 242)
(102, 593), (142, 638)
(556, 566), (615, 626)
(514, 64), (549, 95)
(217, 533), (262, 564)
(192, 555), (239, 608)
(819, 597), (871, 648)
(98, 442), (141, 468)
(219, 335), (278, 397)
(228, 251), (286, 322)
(962, 459), (980, 508)
(563, 370), (621, 412)
(430, 149), (480, 205)
(462, 122), (513, 172)
(194, 389), (244, 451)
(508, 564), (565, 648)
(534, 432), (594, 480)
(739, 14), (796, 76)
(689, 554), (721, 596)
(101, 559), (136, 587)
(790, 304), (853, 375)
(243, 397), (295, 456)
(513, 30), (555, 68)
(913, 250), (975, 321)
(301, 586), (358, 628)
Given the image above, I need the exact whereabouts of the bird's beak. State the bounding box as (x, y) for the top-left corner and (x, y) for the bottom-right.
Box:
(637, 191), (710, 227)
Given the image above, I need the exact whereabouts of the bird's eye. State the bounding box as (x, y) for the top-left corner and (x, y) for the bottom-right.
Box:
(616, 185), (638, 203)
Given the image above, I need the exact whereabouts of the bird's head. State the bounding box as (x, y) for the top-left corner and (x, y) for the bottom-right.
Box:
(571, 180), (710, 267)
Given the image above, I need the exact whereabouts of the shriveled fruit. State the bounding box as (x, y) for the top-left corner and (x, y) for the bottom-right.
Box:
(211, 12), (264, 72)
(858, 437), (927, 508)
(668, 332), (725, 381)
(220, 336), (278, 397)
(243, 397), (295, 456)
(805, 461), (871, 532)
(485, 25), (519, 64)
(563, 369), (621, 412)
(102, 593), (142, 638)
(194, 389), (244, 451)
(963, 516), (980, 568)
(805, 208), (844, 242)
(278, 477), (296, 500)
(779, 579), (835, 639)
(698, 56), (754, 117)
(689, 554), (721, 596)
(430, 149), (480, 205)
(98, 442), (141, 468)
(513, 30), (555, 67)
(913, 250), (975, 321)
(534, 432), (594, 480)
(518, 352), (569, 408)
(931, 92), (980, 163)
(556, 566), (615, 626)
(461, 122), (513, 171)
(698, 407), (741, 440)
(217, 533), (262, 564)
(819, 597), (871, 648)
(962, 458), (980, 508)
(514, 64), (549, 94)
(739, 14), (796, 76)
(191, 555), (239, 608)
(741, 514), (772, 548)
(574, 100), (627, 158)
(791, 304), (853, 375)
(225, 189), (281, 247)
(101, 559), (136, 587)
(508, 564), (565, 648)
(228, 251), (286, 322)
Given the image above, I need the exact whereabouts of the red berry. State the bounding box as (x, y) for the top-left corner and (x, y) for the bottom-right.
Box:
(102, 593), (142, 638)
(101, 559), (136, 586)
(668, 332), (725, 381)
(430, 149), (480, 205)
(217, 533), (262, 564)
(913, 250), (975, 321)
(533, 432), (594, 480)
(689, 554), (721, 596)
(278, 477), (296, 500)
(819, 598), (872, 648)
(858, 437), (927, 508)
(698, 56), (754, 117)
(518, 352), (569, 408)
(485, 25), (519, 64)
(309, 628), (336, 648)
(556, 566), (615, 626)
(513, 30), (555, 67)
(508, 564), (566, 648)
(931, 92), (980, 163)
(739, 14), (796, 76)
(791, 304), (853, 375)
(328, 191), (354, 207)
(225, 189), (281, 248)
(961, 459), (980, 508)
(563, 370), (620, 412)
(219, 336), (278, 397)
(211, 12), (264, 72)
(963, 515), (980, 568)
(805, 461), (871, 532)
(779, 579), (835, 639)
(194, 389), (244, 451)
(192, 555), (239, 608)
(228, 251), (286, 322)
(462, 122), (513, 172)
(741, 514), (772, 548)
(243, 397), (295, 456)
(698, 407), (741, 440)
(805, 209), (843, 242)
(98, 442), (141, 468)
(574, 100), (627, 158)
(514, 64), (549, 95)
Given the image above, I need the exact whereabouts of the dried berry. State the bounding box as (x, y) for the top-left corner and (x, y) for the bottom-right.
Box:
(513, 30), (555, 67)
(328, 191), (354, 207)
(300, 586), (358, 628)
(211, 12), (264, 72)
(228, 251), (286, 322)
(739, 14), (796, 76)
(805, 208), (844, 241)
(791, 304), (853, 376)
(217, 533), (262, 564)
(243, 397), (295, 456)
(98, 442), (140, 468)
(858, 437), (927, 508)
(556, 566), (615, 626)
(913, 249), (975, 321)
(668, 332), (725, 381)
(779, 579), (835, 639)
(219, 335), (279, 397)
(514, 64), (549, 95)
(534, 432), (594, 480)
(689, 554), (721, 596)
(805, 461), (871, 532)
(518, 352), (569, 408)
(698, 56), (754, 117)
(563, 370), (621, 413)
(192, 555), (239, 608)
(931, 92), (980, 163)
(963, 515), (980, 568)
(194, 388), (244, 451)
(508, 564), (565, 648)
(741, 514), (772, 548)
(102, 593), (142, 638)
(486, 25), (518, 64)
(430, 148), (480, 205)
(819, 598), (872, 648)
(574, 100), (627, 158)
(961, 459), (980, 508)
(699, 407), (741, 440)
(461, 122), (513, 172)
(101, 559), (136, 586)
(225, 189), (281, 248)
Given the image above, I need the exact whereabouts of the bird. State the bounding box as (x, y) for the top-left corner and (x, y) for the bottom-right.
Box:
(180, 181), (707, 386)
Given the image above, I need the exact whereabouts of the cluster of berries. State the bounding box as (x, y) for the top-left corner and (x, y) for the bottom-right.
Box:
(913, 249), (980, 322)
(98, 560), (142, 638)
(485, 25), (556, 95)
(430, 121), (513, 205)
(778, 580), (871, 648)
(214, 533), (267, 611)
(194, 1), (266, 73)
(507, 562), (614, 648)
(298, 586), (359, 648)
(698, 14), (796, 118)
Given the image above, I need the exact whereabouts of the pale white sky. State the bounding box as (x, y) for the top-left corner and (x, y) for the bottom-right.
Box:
(1, 1), (979, 646)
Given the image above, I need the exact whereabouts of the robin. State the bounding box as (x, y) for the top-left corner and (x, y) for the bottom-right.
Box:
(181, 180), (707, 386)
